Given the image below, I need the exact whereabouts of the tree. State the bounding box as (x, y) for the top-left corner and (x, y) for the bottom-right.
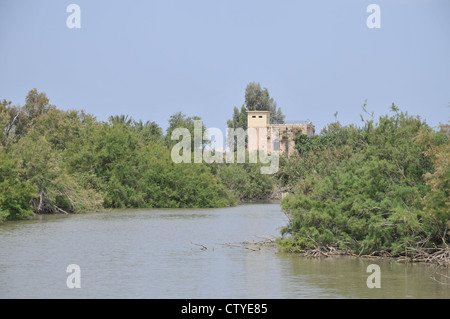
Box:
(23, 89), (56, 121)
(0, 99), (14, 145)
(217, 161), (274, 202)
(108, 114), (133, 126)
(420, 124), (449, 240)
(0, 89), (57, 143)
(12, 131), (103, 214)
(132, 119), (163, 142)
(0, 148), (36, 222)
(165, 111), (208, 151)
(0, 99), (27, 145)
(227, 105), (247, 130)
(227, 82), (285, 131)
(244, 82), (285, 123)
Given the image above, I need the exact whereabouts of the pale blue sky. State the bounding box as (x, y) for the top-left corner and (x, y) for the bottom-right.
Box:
(1, 0), (449, 132)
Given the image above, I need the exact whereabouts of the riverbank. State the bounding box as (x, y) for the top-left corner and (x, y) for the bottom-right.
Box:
(276, 240), (450, 267)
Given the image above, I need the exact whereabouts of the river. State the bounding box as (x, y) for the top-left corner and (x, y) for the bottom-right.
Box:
(0, 203), (449, 299)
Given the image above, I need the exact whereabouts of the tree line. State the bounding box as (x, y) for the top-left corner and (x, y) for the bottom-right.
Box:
(0, 88), (274, 223)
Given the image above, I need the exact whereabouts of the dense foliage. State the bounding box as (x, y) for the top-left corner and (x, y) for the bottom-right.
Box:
(214, 160), (275, 202)
(1, 89), (278, 222)
(277, 105), (449, 256)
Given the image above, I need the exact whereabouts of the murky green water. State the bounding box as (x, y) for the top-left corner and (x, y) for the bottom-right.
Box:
(0, 203), (449, 298)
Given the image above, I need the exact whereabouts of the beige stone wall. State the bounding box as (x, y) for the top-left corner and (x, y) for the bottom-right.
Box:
(268, 123), (315, 157)
(247, 110), (315, 157)
(247, 110), (271, 128)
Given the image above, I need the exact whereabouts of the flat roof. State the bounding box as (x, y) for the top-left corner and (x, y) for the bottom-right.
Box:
(246, 110), (271, 113)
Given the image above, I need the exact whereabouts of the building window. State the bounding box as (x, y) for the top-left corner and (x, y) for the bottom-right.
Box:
(273, 138), (280, 152)
(252, 116), (256, 118)
(259, 116), (263, 118)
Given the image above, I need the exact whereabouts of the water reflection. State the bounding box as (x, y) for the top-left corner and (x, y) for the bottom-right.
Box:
(0, 204), (449, 299)
(277, 254), (450, 298)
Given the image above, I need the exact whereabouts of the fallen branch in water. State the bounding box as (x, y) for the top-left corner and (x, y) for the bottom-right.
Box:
(55, 206), (70, 215)
(286, 240), (450, 266)
(241, 236), (277, 250)
(397, 245), (450, 266)
(297, 245), (357, 258)
(212, 236), (277, 251)
(190, 241), (207, 250)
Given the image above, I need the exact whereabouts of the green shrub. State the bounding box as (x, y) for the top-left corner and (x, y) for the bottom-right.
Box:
(279, 108), (448, 256)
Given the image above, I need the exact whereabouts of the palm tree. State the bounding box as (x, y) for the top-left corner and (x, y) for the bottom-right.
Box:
(108, 114), (133, 126)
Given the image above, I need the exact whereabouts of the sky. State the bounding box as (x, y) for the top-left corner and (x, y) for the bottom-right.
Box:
(0, 0), (449, 133)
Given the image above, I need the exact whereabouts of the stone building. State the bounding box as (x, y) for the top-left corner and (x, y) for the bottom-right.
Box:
(247, 110), (315, 157)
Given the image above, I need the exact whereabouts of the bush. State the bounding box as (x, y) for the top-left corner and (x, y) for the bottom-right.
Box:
(279, 108), (449, 256)
(216, 161), (275, 202)
(0, 149), (36, 222)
